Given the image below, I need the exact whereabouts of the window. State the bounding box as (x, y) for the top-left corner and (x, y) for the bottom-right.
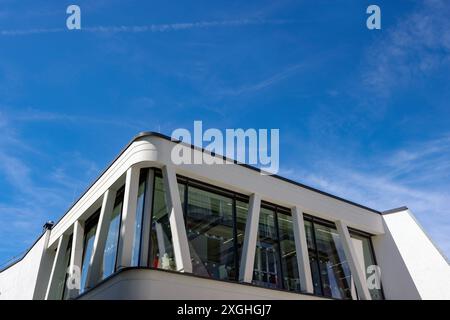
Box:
(148, 172), (248, 280)
(278, 211), (301, 292)
(60, 236), (73, 300)
(350, 232), (384, 300)
(131, 169), (148, 267)
(305, 218), (353, 299)
(235, 200), (248, 268)
(253, 207), (282, 289)
(304, 220), (323, 295)
(102, 187), (124, 279)
(148, 175), (176, 270)
(185, 186), (236, 280)
(80, 213), (99, 293)
(252, 206), (301, 292)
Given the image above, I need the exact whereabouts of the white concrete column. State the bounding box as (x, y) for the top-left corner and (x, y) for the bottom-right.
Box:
(335, 220), (372, 300)
(85, 188), (117, 289)
(68, 220), (84, 299)
(239, 193), (261, 283)
(291, 207), (314, 294)
(117, 166), (141, 269)
(140, 169), (154, 267)
(45, 234), (70, 300)
(162, 165), (192, 273)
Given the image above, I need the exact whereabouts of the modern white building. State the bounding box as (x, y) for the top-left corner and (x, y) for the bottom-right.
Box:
(0, 132), (449, 300)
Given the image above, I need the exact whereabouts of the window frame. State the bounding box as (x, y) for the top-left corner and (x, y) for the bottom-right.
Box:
(151, 169), (250, 281)
(79, 209), (100, 292)
(76, 166), (383, 300)
(348, 227), (385, 300)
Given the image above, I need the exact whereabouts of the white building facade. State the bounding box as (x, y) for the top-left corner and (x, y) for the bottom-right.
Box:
(0, 132), (449, 300)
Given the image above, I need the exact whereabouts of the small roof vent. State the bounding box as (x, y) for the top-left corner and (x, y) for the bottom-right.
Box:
(43, 220), (55, 231)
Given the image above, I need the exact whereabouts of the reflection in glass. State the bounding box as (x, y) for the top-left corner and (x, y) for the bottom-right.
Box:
(60, 237), (73, 300)
(102, 187), (124, 279)
(253, 207), (282, 289)
(351, 233), (383, 300)
(149, 176), (176, 270)
(185, 186), (235, 280)
(80, 217), (98, 293)
(235, 200), (248, 265)
(305, 219), (353, 299)
(278, 211), (301, 292)
(131, 172), (147, 266)
(304, 220), (323, 295)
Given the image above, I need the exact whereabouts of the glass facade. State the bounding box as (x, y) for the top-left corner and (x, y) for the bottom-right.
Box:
(252, 206), (301, 292)
(235, 200), (248, 266)
(350, 232), (383, 300)
(305, 217), (353, 299)
(80, 214), (99, 293)
(176, 176), (249, 281)
(253, 207), (281, 289)
(102, 187), (124, 279)
(62, 167), (382, 300)
(148, 175), (176, 270)
(131, 170), (148, 267)
(278, 211), (301, 292)
(60, 236), (73, 300)
(185, 186), (236, 280)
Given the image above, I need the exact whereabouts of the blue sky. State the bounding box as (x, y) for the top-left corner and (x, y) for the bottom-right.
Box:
(0, 0), (449, 265)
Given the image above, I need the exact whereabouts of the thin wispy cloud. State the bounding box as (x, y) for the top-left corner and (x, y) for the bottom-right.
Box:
(10, 108), (147, 131)
(219, 63), (304, 96)
(281, 134), (450, 260)
(0, 18), (293, 36)
(362, 0), (450, 97)
(0, 110), (102, 265)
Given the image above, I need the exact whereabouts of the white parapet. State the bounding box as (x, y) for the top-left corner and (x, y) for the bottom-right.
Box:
(372, 207), (450, 300)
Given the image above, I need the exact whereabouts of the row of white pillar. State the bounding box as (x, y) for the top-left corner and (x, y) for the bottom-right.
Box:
(44, 164), (372, 300)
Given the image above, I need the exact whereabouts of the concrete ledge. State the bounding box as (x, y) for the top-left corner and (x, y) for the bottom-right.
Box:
(78, 268), (328, 300)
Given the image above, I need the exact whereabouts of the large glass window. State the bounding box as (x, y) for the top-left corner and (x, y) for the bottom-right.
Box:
(350, 232), (383, 300)
(304, 220), (323, 295)
(253, 207), (282, 289)
(131, 170), (148, 267)
(185, 186), (236, 280)
(278, 211), (301, 292)
(102, 187), (124, 279)
(305, 218), (353, 299)
(80, 214), (99, 293)
(148, 175), (176, 270)
(60, 236), (73, 300)
(148, 172), (248, 280)
(235, 200), (248, 265)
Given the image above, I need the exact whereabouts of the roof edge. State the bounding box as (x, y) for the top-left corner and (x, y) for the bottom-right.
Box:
(382, 206), (409, 215)
(135, 131), (382, 214)
(48, 131), (383, 237)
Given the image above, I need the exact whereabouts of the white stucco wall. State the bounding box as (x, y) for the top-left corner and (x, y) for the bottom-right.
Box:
(0, 233), (47, 300)
(373, 209), (450, 300)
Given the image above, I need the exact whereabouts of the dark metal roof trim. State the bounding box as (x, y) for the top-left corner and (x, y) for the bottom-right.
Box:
(382, 206), (409, 215)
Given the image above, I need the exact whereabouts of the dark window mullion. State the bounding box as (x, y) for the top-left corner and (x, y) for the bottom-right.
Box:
(184, 180), (189, 222)
(274, 207), (284, 290)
